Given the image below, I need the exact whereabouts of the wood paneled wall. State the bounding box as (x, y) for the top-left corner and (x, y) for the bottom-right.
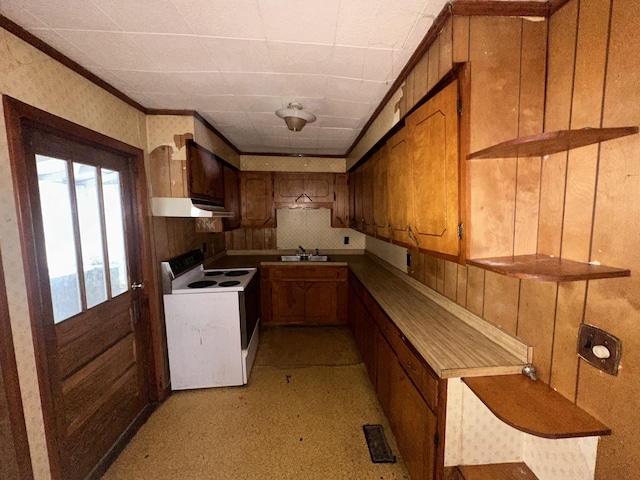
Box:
(224, 228), (277, 251)
(405, 5), (639, 479)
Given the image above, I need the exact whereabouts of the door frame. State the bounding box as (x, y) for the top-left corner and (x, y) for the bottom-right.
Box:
(3, 95), (158, 479)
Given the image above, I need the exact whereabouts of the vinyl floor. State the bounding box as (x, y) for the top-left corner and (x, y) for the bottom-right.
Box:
(102, 325), (410, 480)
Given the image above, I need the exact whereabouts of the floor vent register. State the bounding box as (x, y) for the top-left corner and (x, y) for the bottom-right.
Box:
(362, 424), (396, 463)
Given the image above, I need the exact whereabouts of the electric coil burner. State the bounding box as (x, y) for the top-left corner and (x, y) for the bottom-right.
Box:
(160, 250), (260, 390)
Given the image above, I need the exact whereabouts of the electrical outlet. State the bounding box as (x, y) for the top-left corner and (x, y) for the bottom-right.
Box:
(406, 253), (411, 267)
(202, 242), (207, 253)
(344, 236), (349, 245)
(577, 324), (621, 375)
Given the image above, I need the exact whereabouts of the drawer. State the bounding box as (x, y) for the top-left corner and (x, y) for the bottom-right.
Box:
(271, 266), (346, 280)
(394, 338), (439, 412)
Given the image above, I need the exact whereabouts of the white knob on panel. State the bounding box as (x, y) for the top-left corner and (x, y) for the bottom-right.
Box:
(592, 345), (611, 359)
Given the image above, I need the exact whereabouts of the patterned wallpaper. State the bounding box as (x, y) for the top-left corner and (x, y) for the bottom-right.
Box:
(146, 114), (194, 158)
(194, 117), (240, 168)
(276, 208), (365, 250)
(445, 379), (599, 480)
(0, 27), (147, 480)
(241, 155), (345, 172)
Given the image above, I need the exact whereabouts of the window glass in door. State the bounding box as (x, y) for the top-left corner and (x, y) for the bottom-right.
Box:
(36, 156), (129, 323)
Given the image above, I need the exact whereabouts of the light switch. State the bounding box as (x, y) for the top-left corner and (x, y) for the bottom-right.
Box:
(577, 324), (621, 375)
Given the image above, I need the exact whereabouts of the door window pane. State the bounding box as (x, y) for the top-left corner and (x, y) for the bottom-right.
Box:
(102, 169), (129, 297)
(74, 163), (107, 308)
(36, 155), (81, 323)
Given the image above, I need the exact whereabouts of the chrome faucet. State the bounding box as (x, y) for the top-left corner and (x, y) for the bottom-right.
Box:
(522, 363), (537, 381)
(298, 245), (306, 254)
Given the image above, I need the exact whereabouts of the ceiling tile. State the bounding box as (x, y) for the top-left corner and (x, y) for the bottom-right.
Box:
(30, 28), (101, 67)
(141, 92), (199, 110)
(92, 0), (193, 34)
(275, 74), (328, 99)
(257, 0), (340, 44)
(0, 1), (49, 28)
(166, 72), (230, 95)
(201, 38), (272, 73)
(128, 33), (211, 71)
(267, 42), (333, 75)
(363, 48), (395, 82)
(108, 70), (184, 94)
(335, 0), (425, 48)
(328, 46), (365, 79)
(175, 0), (266, 39)
(55, 30), (158, 70)
(326, 77), (388, 104)
(316, 116), (362, 129)
(16, 0), (120, 30)
(222, 72), (284, 96)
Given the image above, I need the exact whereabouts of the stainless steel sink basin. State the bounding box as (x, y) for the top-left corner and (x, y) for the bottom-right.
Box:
(278, 255), (331, 262)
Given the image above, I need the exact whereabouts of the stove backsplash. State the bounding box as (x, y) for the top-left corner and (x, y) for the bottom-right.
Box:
(276, 208), (365, 250)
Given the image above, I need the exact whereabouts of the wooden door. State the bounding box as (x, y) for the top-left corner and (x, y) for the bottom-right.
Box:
(6, 99), (151, 480)
(386, 129), (411, 245)
(271, 281), (306, 324)
(240, 171), (275, 227)
(406, 80), (460, 256)
(372, 147), (390, 239)
(332, 173), (349, 228)
(304, 281), (338, 324)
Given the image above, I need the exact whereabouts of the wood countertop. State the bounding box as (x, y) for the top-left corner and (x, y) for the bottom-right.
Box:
(207, 252), (531, 379)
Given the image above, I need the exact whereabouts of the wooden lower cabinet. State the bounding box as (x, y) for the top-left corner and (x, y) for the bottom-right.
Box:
(349, 273), (442, 480)
(262, 266), (347, 325)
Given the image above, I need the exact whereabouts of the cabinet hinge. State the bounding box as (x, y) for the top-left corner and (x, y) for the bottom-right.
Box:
(457, 98), (463, 116)
(457, 223), (464, 239)
(434, 432), (440, 448)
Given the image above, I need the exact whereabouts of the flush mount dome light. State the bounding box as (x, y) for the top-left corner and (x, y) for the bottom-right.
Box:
(276, 103), (316, 132)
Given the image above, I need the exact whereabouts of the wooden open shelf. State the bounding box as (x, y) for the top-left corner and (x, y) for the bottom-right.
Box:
(466, 254), (630, 282)
(467, 126), (638, 159)
(447, 462), (539, 480)
(463, 375), (611, 439)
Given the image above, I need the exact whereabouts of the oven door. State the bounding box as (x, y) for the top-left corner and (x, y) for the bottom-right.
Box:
(239, 272), (260, 349)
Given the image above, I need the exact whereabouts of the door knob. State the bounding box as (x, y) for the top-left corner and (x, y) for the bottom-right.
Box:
(131, 281), (145, 290)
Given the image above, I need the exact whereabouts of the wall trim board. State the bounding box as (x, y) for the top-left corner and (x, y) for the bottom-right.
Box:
(0, 252), (33, 479)
(452, 1), (554, 17)
(240, 151), (345, 159)
(0, 15), (146, 114)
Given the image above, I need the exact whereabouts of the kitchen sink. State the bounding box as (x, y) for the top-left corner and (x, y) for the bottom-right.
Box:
(278, 255), (331, 262)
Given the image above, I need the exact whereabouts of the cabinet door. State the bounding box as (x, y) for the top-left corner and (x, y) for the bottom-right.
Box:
(376, 329), (395, 419)
(332, 173), (349, 228)
(393, 366), (437, 480)
(386, 129), (410, 245)
(223, 165), (241, 230)
(304, 173), (334, 203)
(349, 171), (357, 229)
(406, 79), (460, 256)
(372, 147), (390, 239)
(304, 281), (338, 324)
(362, 160), (375, 236)
(271, 281), (306, 324)
(352, 167), (365, 232)
(273, 173), (305, 204)
(240, 172), (275, 227)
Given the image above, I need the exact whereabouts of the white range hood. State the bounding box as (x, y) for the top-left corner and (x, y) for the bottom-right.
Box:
(151, 197), (235, 218)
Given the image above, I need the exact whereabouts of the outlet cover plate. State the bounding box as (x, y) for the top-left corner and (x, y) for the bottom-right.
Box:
(577, 324), (621, 375)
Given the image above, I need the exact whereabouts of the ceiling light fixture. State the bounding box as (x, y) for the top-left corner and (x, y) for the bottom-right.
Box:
(276, 103), (316, 132)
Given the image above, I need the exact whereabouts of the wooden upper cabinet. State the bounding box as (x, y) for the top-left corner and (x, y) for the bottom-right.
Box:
(372, 147), (390, 239)
(332, 173), (349, 228)
(222, 165), (241, 230)
(352, 167), (364, 232)
(273, 173), (334, 207)
(386, 129), (411, 245)
(186, 140), (224, 205)
(362, 161), (375, 236)
(240, 171), (275, 227)
(406, 79), (460, 257)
